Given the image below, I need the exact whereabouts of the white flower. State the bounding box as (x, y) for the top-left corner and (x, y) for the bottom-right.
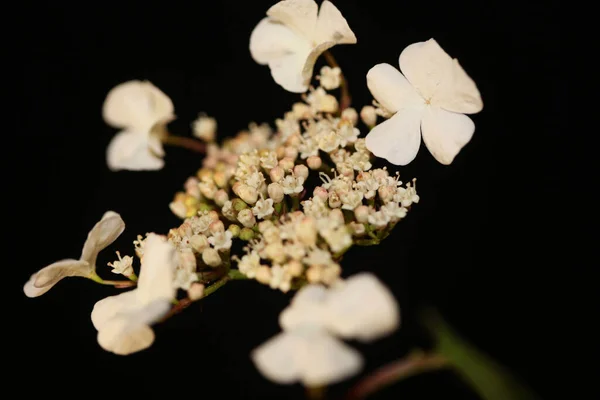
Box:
(249, 0), (356, 93)
(174, 268), (199, 291)
(24, 211), (125, 298)
(280, 272), (400, 341)
(90, 234), (178, 355)
(192, 114), (217, 142)
(208, 230), (233, 251)
(251, 326), (362, 386)
(252, 196), (275, 219)
(107, 251), (134, 277)
(281, 174), (305, 195)
(319, 66), (342, 90)
(365, 39), (483, 165)
(103, 80), (174, 171)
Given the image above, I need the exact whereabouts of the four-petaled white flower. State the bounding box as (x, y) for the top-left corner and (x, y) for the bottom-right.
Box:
(252, 273), (399, 386)
(24, 211), (125, 298)
(91, 234), (178, 355)
(103, 80), (175, 171)
(250, 0), (356, 93)
(365, 39), (483, 166)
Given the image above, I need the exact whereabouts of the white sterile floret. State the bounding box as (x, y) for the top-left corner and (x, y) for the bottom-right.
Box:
(103, 80), (174, 171)
(250, 0), (356, 93)
(91, 234), (178, 355)
(365, 39), (483, 165)
(24, 211), (125, 298)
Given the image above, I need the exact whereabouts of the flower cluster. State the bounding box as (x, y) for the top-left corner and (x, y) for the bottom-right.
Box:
(25, 0), (483, 392)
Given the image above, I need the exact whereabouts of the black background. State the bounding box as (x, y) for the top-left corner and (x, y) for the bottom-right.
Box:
(14, 0), (574, 398)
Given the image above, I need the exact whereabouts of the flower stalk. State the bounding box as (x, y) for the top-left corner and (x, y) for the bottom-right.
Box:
(323, 50), (351, 111)
(163, 134), (206, 153)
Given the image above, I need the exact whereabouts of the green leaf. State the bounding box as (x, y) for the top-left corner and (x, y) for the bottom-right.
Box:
(422, 310), (541, 400)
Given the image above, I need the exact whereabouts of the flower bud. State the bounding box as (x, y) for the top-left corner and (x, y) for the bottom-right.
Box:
(378, 185), (395, 203)
(292, 102), (311, 119)
(287, 260), (304, 277)
(202, 248), (221, 268)
(293, 164), (309, 180)
(341, 107), (358, 125)
(322, 264), (341, 285)
(256, 266), (272, 284)
(306, 266), (323, 283)
(197, 168), (213, 182)
(349, 222), (366, 236)
(232, 198), (248, 212)
(278, 157), (294, 171)
(188, 282), (205, 301)
(284, 146), (298, 160)
(208, 210), (220, 222)
(169, 201), (187, 219)
(354, 205), (370, 223)
(227, 224), (241, 238)
(199, 181), (217, 199)
(265, 242), (286, 263)
(190, 234), (209, 253)
(337, 163), (354, 179)
(239, 227), (255, 241)
(237, 209), (256, 228)
(179, 249), (197, 272)
(192, 115), (217, 142)
(297, 217), (317, 247)
(268, 183), (285, 203)
(328, 192), (342, 208)
(209, 220), (225, 235)
(213, 171), (228, 188)
(258, 220), (274, 233)
(213, 189), (229, 207)
(360, 105), (377, 127)
(313, 186), (329, 201)
(269, 165), (285, 183)
(286, 133), (302, 148)
(184, 177), (201, 198)
(329, 208), (344, 225)
(306, 156), (322, 170)
(238, 184), (258, 205)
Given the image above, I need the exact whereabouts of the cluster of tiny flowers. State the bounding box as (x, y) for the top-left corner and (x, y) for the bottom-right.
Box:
(168, 66), (419, 292)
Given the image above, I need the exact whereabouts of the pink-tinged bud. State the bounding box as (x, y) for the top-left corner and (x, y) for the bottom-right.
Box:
(269, 166), (285, 182)
(190, 234), (209, 253)
(293, 164), (309, 180)
(360, 105), (377, 127)
(313, 186), (329, 201)
(354, 205), (370, 223)
(232, 181), (243, 196)
(341, 107), (358, 125)
(184, 177), (201, 198)
(329, 208), (344, 225)
(209, 220), (225, 235)
(214, 189), (229, 206)
(202, 248), (221, 267)
(378, 185), (394, 203)
(238, 184), (258, 205)
(278, 157), (294, 171)
(284, 146), (298, 160)
(287, 260), (304, 277)
(306, 156), (322, 170)
(268, 183), (285, 203)
(208, 210), (220, 222)
(188, 283), (205, 301)
(237, 209), (256, 228)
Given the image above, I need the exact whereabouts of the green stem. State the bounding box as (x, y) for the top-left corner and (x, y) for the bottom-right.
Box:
(227, 269), (250, 280)
(163, 135), (206, 153)
(345, 351), (449, 400)
(421, 309), (541, 400)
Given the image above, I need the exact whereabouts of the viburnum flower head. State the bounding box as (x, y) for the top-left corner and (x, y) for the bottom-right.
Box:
(250, 0), (356, 93)
(365, 39), (483, 166)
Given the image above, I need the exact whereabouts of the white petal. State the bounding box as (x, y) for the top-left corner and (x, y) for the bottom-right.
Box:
(91, 290), (139, 330)
(399, 39), (483, 113)
(136, 234), (177, 304)
(326, 273), (400, 342)
(267, 0), (318, 39)
(366, 63), (423, 113)
(23, 259), (91, 298)
(421, 106), (475, 165)
(365, 107), (424, 166)
(106, 130), (165, 172)
(314, 1), (357, 44)
(97, 317), (156, 356)
(250, 18), (309, 65)
(279, 285), (329, 330)
(80, 211), (125, 266)
(269, 49), (315, 93)
(102, 80), (174, 132)
(251, 328), (362, 386)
